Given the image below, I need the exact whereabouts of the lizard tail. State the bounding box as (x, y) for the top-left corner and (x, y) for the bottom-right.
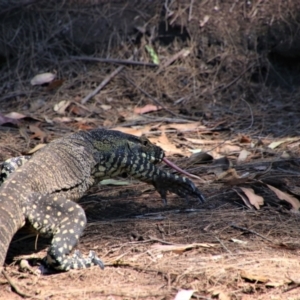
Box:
(0, 192), (24, 266)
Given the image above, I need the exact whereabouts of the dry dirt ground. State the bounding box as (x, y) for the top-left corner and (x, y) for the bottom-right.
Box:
(1, 1), (300, 299)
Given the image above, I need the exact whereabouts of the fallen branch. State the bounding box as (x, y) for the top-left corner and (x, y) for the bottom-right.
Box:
(1, 269), (35, 299)
(230, 223), (273, 243)
(81, 65), (125, 105)
(70, 56), (158, 68)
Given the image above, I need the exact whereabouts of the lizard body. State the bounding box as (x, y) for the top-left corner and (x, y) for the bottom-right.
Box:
(0, 129), (204, 271)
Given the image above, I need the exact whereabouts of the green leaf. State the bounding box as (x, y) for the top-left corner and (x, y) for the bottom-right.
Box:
(100, 179), (130, 186)
(145, 45), (159, 65)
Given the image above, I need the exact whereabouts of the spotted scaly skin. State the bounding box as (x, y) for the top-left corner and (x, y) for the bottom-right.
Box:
(0, 129), (205, 271)
(0, 156), (31, 184)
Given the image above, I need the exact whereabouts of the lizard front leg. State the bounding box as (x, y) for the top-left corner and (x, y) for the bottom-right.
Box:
(26, 193), (104, 271)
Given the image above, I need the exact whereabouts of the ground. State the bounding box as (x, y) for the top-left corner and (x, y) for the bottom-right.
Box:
(1, 1), (300, 299)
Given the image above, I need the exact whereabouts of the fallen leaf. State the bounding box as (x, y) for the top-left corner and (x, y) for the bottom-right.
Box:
(100, 179), (130, 186)
(30, 72), (56, 85)
(19, 127), (30, 144)
(240, 270), (269, 283)
(0, 111), (31, 125)
(53, 117), (72, 123)
(268, 137), (300, 149)
(217, 168), (240, 180)
(145, 45), (159, 64)
(266, 280), (290, 287)
(266, 184), (300, 211)
(134, 104), (162, 114)
(29, 125), (47, 142)
(189, 149), (202, 153)
(239, 135), (251, 143)
(0, 114), (20, 125)
(45, 79), (64, 91)
(237, 149), (250, 163)
(53, 100), (71, 115)
(174, 290), (195, 300)
(199, 15), (210, 27)
(253, 165), (269, 171)
(100, 104), (112, 111)
(74, 117), (98, 124)
(240, 187), (264, 209)
(150, 132), (185, 155)
(287, 141), (300, 151)
(210, 290), (231, 300)
(186, 152), (213, 166)
(186, 138), (223, 145)
(164, 122), (203, 132)
(230, 238), (248, 244)
(112, 127), (148, 136)
(4, 112), (27, 119)
(27, 143), (46, 154)
(281, 151), (291, 158)
(234, 189), (253, 209)
(76, 123), (95, 130)
(221, 144), (242, 153)
(68, 104), (87, 116)
(213, 157), (231, 169)
(218, 292), (231, 300)
(151, 243), (215, 252)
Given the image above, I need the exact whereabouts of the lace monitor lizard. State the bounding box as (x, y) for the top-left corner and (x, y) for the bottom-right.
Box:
(0, 128), (205, 271)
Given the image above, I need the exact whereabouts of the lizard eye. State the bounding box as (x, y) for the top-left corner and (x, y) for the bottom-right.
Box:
(143, 140), (148, 146)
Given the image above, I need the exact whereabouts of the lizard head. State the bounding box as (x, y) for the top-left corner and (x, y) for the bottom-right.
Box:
(129, 135), (165, 164)
(89, 129), (165, 164)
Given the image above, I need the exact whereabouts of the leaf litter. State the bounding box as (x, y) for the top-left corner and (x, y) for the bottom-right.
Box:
(2, 1), (300, 299)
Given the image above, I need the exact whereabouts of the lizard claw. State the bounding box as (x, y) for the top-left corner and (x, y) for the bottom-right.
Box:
(155, 175), (205, 204)
(73, 250), (105, 269)
(88, 250), (105, 270)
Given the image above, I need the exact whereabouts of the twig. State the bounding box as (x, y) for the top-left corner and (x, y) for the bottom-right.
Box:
(284, 275), (300, 293)
(124, 75), (178, 117)
(0, 0), (42, 16)
(81, 65), (125, 105)
(188, 0), (195, 21)
(156, 49), (190, 74)
(215, 236), (232, 254)
(0, 91), (31, 102)
(240, 97), (254, 130)
(115, 116), (198, 127)
(70, 56), (158, 68)
(1, 269), (34, 298)
(148, 236), (175, 245)
(217, 63), (256, 91)
(230, 223), (273, 243)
